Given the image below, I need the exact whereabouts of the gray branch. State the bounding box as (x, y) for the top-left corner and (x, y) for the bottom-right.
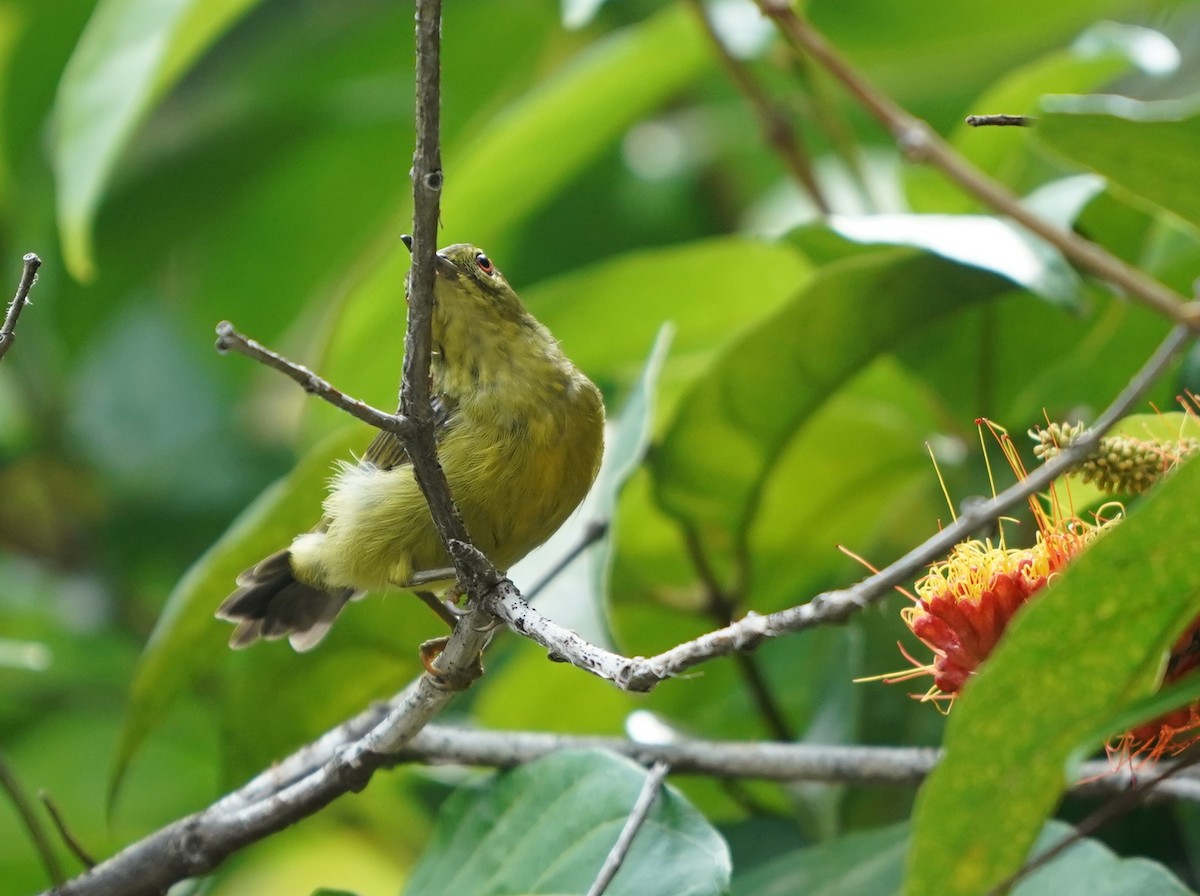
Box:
(587, 760), (670, 896)
(0, 253), (42, 362)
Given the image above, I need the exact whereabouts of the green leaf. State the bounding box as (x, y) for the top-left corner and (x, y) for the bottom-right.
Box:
(1037, 93), (1200, 233)
(733, 819), (1196, 896)
(807, 0), (1136, 109)
(907, 457), (1200, 896)
(732, 822), (907, 896)
(907, 22), (1176, 213)
(1016, 820), (1196, 895)
(811, 210), (1084, 307)
(651, 249), (1012, 585)
(404, 749), (730, 896)
(53, 0), (263, 279)
(110, 427), (360, 801)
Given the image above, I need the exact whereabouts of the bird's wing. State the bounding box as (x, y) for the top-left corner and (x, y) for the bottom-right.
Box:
(361, 394), (456, 470)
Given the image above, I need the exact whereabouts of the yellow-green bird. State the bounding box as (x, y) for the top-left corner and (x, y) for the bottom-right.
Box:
(216, 242), (605, 650)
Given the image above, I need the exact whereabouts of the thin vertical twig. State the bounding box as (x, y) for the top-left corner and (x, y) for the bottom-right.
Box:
(40, 792), (96, 870)
(586, 761), (672, 896)
(0, 253), (43, 362)
(682, 526), (794, 740)
(684, 0), (829, 213)
(0, 753), (64, 886)
(402, 0), (477, 561)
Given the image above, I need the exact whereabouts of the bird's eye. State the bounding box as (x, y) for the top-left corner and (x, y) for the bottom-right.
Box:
(475, 252), (494, 274)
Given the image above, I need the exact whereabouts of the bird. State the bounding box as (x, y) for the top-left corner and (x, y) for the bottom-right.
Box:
(216, 240), (605, 651)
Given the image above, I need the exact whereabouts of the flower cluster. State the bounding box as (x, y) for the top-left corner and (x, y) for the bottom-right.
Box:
(1032, 420), (1198, 495)
(885, 412), (1200, 764)
(900, 522), (1111, 700)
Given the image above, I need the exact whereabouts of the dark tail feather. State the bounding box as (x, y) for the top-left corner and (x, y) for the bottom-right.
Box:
(216, 549), (356, 652)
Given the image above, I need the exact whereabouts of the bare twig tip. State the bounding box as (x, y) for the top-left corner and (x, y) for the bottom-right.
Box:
(214, 321), (236, 353)
(965, 114), (1034, 128)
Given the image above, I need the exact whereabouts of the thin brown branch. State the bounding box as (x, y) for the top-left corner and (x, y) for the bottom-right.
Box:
(989, 750), (1200, 895)
(684, 0), (829, 213)
(215, 321), (412, 438)
(525, 520), (609, 601)
(680, 526), (794, 739)
(966, 114), (1035, 127)
(0, 752), (63, 886)
(755, 1), (1200, 329)
(586, 760), (670, 896)
(0, 253), (42, 362)
(40, 791), (96, 870)
(400, 0), (483, 580)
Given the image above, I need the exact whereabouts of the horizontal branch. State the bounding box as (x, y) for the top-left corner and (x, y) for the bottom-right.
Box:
(965, 114), (1035, 127)
(398, 725), (1200, 803)
(49, 714), (1200, 896)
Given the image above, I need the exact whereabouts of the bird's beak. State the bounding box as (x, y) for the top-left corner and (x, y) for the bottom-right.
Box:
(400, 234), (455, 276)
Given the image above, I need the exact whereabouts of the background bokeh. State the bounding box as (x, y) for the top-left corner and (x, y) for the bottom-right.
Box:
(4, 1), (1200, 893)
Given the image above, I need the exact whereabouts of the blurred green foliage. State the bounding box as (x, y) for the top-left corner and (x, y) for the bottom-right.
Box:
(2, 0), (1200, 893)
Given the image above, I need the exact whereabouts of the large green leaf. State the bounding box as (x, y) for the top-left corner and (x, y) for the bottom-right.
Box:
(110, 426), (360, 799)
(907, 457), (1200, 895)
(651, 249), (1013, 586)
(733, 820), (1194, 896)
(808, 0), (1137, 115)
(733, 823), (907, 896)
(404, 749), (730, 896)
(907, 22), (1177, 213)
(1037, 93), (1200, 232)
(53, 0), (263, 278)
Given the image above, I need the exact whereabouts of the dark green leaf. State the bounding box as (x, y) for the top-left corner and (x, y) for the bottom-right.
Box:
(53, 0), (264, 278)
(732, 820), (1196, 896)
(908, 458), (1200, 895)
(1037, 93), (1200, 231)
(733, 822), (907, 896)
(110, 427), (360, 800)
(651, 249), (1012, 585)
(404, 749), (730, 896)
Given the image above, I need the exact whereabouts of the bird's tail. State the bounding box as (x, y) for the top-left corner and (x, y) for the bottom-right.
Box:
(216, 549), (357, 652)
